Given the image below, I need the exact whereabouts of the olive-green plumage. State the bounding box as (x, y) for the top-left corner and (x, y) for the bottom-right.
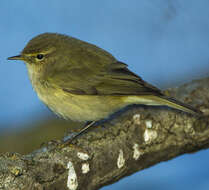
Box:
(8, 33), (202, 122)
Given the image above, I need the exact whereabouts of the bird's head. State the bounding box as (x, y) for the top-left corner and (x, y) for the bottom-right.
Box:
(8, 33), (71, 66)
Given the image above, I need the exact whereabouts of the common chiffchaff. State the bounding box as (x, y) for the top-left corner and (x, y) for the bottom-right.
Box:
(8, 33), (202, 139)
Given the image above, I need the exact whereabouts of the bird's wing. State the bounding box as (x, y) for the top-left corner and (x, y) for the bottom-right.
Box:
(48, 61), (163, 96)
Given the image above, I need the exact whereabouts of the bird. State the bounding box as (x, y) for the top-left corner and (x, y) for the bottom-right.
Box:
(8, 33), (202, 141)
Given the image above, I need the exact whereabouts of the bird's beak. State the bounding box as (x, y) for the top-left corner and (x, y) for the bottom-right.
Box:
(7, 55), (24, 60)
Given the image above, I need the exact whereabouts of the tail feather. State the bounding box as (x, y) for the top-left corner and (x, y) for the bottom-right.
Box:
(157, 96), (202, 116)
(124, 95), (202, 116)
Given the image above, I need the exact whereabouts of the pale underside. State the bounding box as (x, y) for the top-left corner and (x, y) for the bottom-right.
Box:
(34, 85), (164, 121)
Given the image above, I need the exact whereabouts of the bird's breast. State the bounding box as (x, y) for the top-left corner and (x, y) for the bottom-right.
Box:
(28, 80), (128, 121)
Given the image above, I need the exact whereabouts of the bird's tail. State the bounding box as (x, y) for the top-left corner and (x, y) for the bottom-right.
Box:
(124, 95), (202, 116)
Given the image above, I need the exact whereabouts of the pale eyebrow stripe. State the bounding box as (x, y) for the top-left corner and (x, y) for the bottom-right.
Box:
(25, 47), (56, 56)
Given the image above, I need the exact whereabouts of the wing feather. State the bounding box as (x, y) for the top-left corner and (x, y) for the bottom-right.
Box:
(48, 61), (163, 96)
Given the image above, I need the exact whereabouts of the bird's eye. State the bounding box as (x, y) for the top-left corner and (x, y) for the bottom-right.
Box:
(36, 54), (44, 60)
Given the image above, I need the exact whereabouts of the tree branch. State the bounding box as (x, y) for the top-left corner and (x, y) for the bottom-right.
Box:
(0, 78), (209, 190)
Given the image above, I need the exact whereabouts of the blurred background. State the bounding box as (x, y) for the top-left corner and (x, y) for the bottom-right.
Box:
(1, 0), (209, 189)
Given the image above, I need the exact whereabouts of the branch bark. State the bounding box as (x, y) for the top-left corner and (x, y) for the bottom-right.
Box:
(0, 78), (209, 190)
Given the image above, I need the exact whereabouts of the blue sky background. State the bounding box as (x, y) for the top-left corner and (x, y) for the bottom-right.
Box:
(0, 0), (209, 189)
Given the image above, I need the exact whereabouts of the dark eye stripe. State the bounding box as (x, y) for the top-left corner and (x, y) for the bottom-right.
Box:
(37, 54), (44, 60)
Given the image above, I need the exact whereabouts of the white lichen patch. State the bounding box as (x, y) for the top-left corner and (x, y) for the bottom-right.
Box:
(133, 143), (143, 160)
(67, 161), (78, 190)
(145, 120), (152, 129)
(144, 129), (158, 143)
(133, 114), (141, 125)
(200, 107), (209, 115)
(117, 149), (125, 169)
(81, 163), (90, 174)
(77, 152), (89, 161)
(184, 122), (195, 136)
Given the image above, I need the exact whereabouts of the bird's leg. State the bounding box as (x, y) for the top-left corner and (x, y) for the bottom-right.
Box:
(63, 121), (96, 144)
